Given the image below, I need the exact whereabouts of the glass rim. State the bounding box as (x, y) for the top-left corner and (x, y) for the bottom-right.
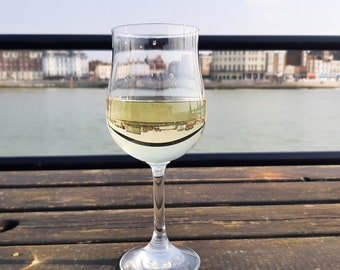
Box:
(111, 23), (199, 37)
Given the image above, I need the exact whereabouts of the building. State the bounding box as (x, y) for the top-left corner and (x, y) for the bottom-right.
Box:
(0, 50), (43, 80)
(283, 50), (309, 78)
(199, 53), (212, 78)
(306, 55), (340, 79)
(330, 60), (340, 79)
(210, 50), (267, 80)
(42, 50), (89, 79)
(95, 63), (111, 80)
(267, 51), (286, 77)
(307, 58), (329, 79)
(286, 50), (305, 66)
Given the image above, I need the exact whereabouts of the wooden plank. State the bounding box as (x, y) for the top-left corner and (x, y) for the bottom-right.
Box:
(1, 165), (340, 187)
(0, 204), (339, 245)
(0, 168), (151, 187)
(0, 166), (338, 269)
(0, 237), (339, 269)
(0, 181), (339, 211)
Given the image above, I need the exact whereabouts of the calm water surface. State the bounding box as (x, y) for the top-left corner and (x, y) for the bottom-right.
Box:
(1, 87), (340, 156)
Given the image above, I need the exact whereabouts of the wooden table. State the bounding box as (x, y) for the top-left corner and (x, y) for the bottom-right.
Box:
(0, 164), (339, 269)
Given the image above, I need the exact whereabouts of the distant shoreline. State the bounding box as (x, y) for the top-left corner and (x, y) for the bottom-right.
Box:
(204, 80), (340, 89)
(0, 80), (109, 89)
(1, 79), (340, 89)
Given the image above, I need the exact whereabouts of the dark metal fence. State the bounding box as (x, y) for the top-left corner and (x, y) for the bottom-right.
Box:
(2, 152), (340, 171)
(1, 34), (340, 50)
(1, 34), (340, 170)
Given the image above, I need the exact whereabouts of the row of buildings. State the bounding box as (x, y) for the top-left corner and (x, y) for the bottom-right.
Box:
(2, 49), (340, 82)
(0, 50), (89, 81)
(207, 50), (340, 81)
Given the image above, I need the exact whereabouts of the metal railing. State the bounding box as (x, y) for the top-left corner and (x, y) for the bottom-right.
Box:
(1, 34), (340, 50)
(1, 34), (340, 170)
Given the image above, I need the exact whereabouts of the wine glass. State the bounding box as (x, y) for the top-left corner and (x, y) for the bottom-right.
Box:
(106, 23), (206, 270)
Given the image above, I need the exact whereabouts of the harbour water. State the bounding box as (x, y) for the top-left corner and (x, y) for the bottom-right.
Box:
(1, 87), (340, 157)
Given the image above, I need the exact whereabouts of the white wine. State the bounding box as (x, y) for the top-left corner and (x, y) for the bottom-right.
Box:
(106, 97), (206, 163)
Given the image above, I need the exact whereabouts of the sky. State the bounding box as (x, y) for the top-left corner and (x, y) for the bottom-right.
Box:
(1, 0), (340, 60)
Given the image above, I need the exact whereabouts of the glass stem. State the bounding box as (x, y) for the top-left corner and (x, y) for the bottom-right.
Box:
(148, 162), (170, 249)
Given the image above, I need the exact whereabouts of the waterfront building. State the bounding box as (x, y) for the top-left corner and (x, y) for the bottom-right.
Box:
(42, 50), (89, 79)
(199, 53), (212, 78)
(210, 50), (267, 80)
(330, 60), (340, 79)
(95, 63), (111, 80)
(286, 50), (304, 66)
(266, 51), (286, 77)
(282, 50), (308, 78)
(307, 58), (331, 79)
(308, 50), (333, 62)
(307, 56), (340, 79)
(115, 61), (151, 80)
(304, 51), (340, 79)
(0, 50), (43, 80)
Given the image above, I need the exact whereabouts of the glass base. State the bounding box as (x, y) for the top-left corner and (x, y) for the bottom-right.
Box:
(119, 242), (200, 270)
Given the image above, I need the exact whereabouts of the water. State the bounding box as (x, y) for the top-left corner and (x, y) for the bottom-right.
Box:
(1, 87), (340, 157)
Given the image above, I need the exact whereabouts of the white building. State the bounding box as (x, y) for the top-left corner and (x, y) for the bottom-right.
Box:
(43, 50), (89, 79)
(306, 59), (340, 79)
(330, 60), (340, 79)
(211, 50), (267, 80)
(115, 61), (151, 80)
(95, 64), (111, 80)
(307, 59), (331, 78)
(266, 51), (286, 76)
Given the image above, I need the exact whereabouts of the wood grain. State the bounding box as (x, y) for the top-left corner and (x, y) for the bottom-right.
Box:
(0, 181), (339, 211)
(0, 204), (339, 245)
(0, 237), (339, 270)
(0, 165), (339, 269)
(1, 165), (340, 187)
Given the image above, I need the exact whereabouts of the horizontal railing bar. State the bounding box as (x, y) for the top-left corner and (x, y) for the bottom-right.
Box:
(1, 34), (340, 50)
(0, 34), (111, 50)
(2, 152), (340, 171)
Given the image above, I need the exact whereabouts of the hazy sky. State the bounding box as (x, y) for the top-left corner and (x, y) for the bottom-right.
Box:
(1, 0), (340, 60)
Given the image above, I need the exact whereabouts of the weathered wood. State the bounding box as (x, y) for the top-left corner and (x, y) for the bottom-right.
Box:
(1, 165), (340, 187)
(0, 181), (339, 211)
(0, 166), (339, 269)
(0, 204), (339, 245)
(0, 237), (339, 270)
